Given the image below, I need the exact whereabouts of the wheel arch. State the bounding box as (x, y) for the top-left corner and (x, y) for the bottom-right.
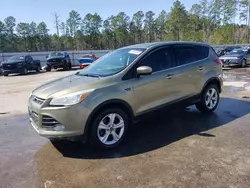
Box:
(83, 99), (134, 141)
(202, 77), (222, 93)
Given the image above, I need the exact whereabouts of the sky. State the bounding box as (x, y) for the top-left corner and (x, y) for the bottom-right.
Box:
(0, 0), (198, 34)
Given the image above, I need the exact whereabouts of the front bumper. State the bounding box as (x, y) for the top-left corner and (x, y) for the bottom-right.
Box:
(220, 59), (241, 67)
(3, 68), (23, 74)
(28, 96), (91, 139)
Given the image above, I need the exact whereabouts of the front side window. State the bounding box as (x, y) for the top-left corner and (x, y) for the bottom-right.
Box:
(78, 48), (145, 77)
(139, 47), (175, 72)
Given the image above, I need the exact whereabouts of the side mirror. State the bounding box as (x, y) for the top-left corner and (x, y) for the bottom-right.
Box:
(136, 66), (152, 76)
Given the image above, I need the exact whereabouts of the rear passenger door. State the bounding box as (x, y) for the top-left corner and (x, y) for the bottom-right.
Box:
(174, 44), (209, 96)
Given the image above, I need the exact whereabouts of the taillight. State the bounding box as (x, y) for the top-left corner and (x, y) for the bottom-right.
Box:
(214, 59), (222, 65)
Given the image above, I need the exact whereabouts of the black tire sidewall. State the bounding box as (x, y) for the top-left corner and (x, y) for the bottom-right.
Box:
(68, 63), (72, 69)
(46, 66), (51, 72)
(89, 108), (129, 149)
(36, 66), (41, 72)
(242, 59), (246, 68)
(21, 67), (28, 75)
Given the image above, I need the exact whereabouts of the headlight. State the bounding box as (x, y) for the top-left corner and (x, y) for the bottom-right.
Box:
(50, 89), (94, 106)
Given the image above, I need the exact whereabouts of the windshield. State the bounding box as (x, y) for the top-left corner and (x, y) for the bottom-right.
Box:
(229, 49), (245, 55)
(78, 48), (145, 77)
(49, 52), (64, 57)
(7, 56), (24, 63)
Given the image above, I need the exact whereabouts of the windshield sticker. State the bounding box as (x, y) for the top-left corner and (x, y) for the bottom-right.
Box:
(128, 50), (142, 55)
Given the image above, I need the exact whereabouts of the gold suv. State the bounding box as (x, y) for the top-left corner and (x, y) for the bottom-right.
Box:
(28, 42), (223, 148)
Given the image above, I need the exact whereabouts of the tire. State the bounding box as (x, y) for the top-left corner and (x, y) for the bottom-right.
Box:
(3, 73), (8, 76)
(21, 67), (28, 75)
(195, 84), (220, 113)
(46, 66), (51, 72)
(36, 66), (41, 73)
(63, 62), (68, 70)
(241, 59), (246, 68)
(68, 62), (72, 70)
(89, 108), (129, 149)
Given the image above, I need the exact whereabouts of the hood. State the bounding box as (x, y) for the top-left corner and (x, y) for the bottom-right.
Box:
(32, 74), (113, 99)
(4, 60), (23, 64)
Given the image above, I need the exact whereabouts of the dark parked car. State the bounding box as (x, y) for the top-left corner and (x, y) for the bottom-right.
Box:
(2, 55), (41, 76)
(46, 52), (72, 71)
(219, 48), (250, 67)
(214, 46), (241, 57)
(0, 61), (3, 75)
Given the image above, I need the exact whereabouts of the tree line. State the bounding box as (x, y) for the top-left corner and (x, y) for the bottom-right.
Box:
(1, 0), (250, 52)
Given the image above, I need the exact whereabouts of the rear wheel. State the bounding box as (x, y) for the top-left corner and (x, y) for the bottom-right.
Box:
(89, 108), (129, 149)
(196, 84), (220, 113)
(3, 73), (8, 76)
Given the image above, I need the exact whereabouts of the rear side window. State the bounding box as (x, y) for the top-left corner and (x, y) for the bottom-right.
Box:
(175, 45), (209, 66)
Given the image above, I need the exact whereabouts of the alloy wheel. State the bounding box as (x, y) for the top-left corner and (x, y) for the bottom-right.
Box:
(205, 88), (218, 109)
(97, 113), (125, 145)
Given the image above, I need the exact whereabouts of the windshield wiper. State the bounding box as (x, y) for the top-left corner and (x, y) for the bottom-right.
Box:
(82, 74), (100, 78)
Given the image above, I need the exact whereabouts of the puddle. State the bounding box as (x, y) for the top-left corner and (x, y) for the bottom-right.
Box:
(222, 68), (250, 94)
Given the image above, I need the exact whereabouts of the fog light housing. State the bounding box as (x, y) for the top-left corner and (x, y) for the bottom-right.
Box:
(54, 124), (65, 131)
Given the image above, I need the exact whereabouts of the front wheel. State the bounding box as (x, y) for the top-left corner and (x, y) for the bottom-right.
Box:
(196, 84), (220, 113)
(68, 62), (72, 70)
(21, 67), (28, 75)
(36, 66), (41, 73)
(46, 66), (51, 72)
(89, 108), (129, 149)
(241, 59), (246, 68)
(3, 73), (8, 76)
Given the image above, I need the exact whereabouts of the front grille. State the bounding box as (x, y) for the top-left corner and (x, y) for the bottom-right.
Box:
(33, 96), (45, 105)
(42, 115), (59, 128)
(3, 63), (17, 70)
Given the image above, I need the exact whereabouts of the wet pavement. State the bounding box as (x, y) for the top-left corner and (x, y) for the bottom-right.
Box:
(0, 68), (250, 188)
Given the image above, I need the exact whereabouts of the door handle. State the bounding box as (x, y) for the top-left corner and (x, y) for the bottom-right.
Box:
(166, 74), (173, 79)
(198, 66), (204, 71)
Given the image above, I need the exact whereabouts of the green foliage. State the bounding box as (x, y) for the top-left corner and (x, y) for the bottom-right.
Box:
(0, 0), (250, 52)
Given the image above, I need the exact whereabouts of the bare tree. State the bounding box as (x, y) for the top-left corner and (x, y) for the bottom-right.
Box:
(53, 13), (60, 36)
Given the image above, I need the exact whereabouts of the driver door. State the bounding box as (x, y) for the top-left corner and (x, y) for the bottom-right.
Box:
(130, 46), (178, 115)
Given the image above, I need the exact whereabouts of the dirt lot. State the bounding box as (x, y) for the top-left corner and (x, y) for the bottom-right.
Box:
(0, 68), (250, 188)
